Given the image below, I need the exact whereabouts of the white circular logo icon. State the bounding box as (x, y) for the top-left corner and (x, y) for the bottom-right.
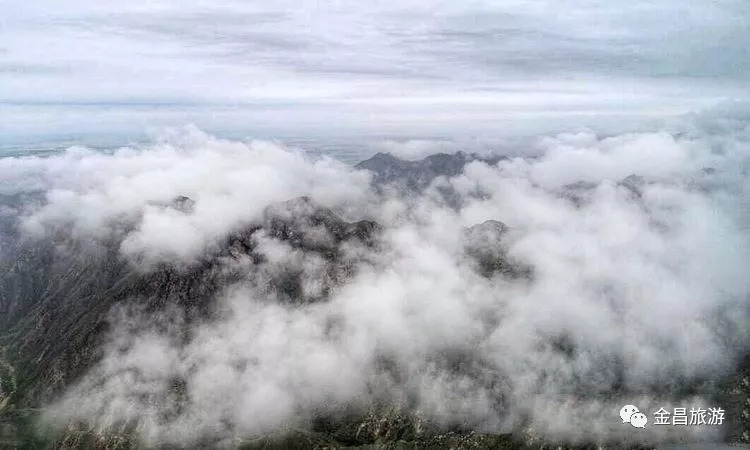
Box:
(630, 412), (648, 428)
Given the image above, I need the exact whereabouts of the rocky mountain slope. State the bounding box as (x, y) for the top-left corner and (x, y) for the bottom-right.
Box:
(0, 151), (748, 449)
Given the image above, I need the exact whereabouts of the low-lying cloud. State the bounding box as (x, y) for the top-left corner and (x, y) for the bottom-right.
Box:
(2, 107), (749, 446)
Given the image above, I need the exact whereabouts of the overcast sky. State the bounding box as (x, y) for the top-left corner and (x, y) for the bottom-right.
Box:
(1, 0), (749, 139)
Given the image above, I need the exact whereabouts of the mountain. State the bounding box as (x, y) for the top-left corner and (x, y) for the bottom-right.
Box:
(0, 152), (748, 449)
(0, 186), (532, 448)
(0, 195), (386, 447)
(355, 151), (505, 196)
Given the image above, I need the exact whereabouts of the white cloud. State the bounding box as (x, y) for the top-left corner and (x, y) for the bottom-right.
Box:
(9, 126), (373, 267)
(5, 107), (742, 445)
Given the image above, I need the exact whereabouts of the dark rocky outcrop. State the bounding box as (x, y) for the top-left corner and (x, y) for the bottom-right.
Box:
(355, 152), (504, 199)
(560, 174), (648, 207)
(356, 152), (473, 192)
(261, 196), (380, 255)
(463, 220), (532, 280)
(171, 195), (196, 213)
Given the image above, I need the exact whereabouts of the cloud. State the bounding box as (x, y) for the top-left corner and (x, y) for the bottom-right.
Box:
(8, 126), (373, 267)
(1, 1), (748, 138)
(0, 107), (742, 445)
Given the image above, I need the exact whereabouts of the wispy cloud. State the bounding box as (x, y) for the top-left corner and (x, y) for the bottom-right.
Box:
(1, 1), (748, 137)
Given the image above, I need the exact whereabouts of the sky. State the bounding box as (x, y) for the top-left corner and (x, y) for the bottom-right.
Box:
(1, 0), (749, 140)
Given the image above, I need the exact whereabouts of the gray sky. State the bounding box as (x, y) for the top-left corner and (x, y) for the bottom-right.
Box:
(1, 0), (749, 139)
